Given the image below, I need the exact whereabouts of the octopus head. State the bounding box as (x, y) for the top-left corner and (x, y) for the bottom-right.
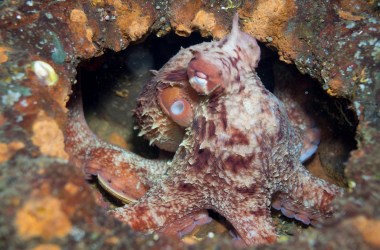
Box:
(135, 71), (199, 152)
(187, 51), (225, 95)
(135, 83), (186, 152)
(135, 13), (260, 151)
(187, 13), (261, 95)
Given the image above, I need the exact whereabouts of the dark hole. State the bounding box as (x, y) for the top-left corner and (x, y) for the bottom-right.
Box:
(75, 31), (357, 241)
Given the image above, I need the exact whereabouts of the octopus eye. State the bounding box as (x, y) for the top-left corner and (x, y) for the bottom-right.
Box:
(169, 99), (193, 127)
(170, 100), (185, 115)
(158, 87), (194, 127)
(189, 71), (208, 92)
(187, 53), (224, 95)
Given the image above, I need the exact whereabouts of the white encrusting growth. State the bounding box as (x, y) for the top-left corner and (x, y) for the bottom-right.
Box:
(31, 60), (58, 86)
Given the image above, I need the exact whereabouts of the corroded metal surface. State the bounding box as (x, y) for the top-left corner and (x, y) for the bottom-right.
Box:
(0, 0), (379, 249)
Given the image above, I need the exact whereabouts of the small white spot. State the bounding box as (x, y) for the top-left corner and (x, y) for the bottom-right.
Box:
(45, 13), (53, 19)
(20, 99), (28, 107)
(248, 230), (258, 238)
(189, 76), (208, 88)
(170, 100), (185, 115)
(195, 71), (207, 79)
(207, 232), (215, 238)
(345, 21), (355, 29)
(16, 115), (23, 122)
(2, 90), (21, 106)
(354, 101), (361, 116)
(32, 60), (58, 86)
(354, 50), (363, 60)
(358, 41), (368, 47)
(303, 199), (313, 208)
(70, 226), (86, 241)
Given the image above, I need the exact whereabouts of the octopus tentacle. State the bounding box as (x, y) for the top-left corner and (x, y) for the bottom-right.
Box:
(274, 76), (322, 163)
(65, 84), (169, 200)
(66, 13), (345, 247)
(159, 210), (212, 238)
(272, 166), (343, 225)
(111, 176), (206, 232)
(219, 196), (276, 245)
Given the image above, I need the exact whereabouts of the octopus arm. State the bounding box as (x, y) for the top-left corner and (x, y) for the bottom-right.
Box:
(65, 84), (168, 201)
(111, 176), (206, 232)
(217, 194), (276, 245)
(272, 166), (343, 225)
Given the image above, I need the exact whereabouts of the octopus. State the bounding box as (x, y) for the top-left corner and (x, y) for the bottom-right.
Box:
(65, 14), (343, 246)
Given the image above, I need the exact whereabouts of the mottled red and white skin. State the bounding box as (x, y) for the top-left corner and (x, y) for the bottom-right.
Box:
(65, 14), (343, 246)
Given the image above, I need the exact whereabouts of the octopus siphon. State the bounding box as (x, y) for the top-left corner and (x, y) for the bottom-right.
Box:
(65, 13), (343, 246)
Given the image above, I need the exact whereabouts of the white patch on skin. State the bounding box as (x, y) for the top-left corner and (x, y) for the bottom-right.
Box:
(195, 71), (207, 79)
(242, 99), (254, 114)
(216, 132), (231, 143)
(189, 76), (208, 89)
(302, 198), (314, 208)
(170, 100), (184, 115)
(248, 230), (258, 238)
(148, 203), (166, 227)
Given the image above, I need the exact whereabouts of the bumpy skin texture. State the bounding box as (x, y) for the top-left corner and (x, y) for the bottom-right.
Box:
(122, 15), (342, 245)
(67, 14), (343, 246)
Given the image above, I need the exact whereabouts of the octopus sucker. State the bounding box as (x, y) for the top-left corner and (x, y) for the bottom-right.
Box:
(66, 13), (344, 246)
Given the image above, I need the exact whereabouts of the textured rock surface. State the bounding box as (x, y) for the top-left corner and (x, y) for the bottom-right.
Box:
(0, 0), (379, 249)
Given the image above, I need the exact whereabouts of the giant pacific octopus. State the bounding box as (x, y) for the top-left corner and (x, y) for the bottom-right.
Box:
(65, 14), (343, 246)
